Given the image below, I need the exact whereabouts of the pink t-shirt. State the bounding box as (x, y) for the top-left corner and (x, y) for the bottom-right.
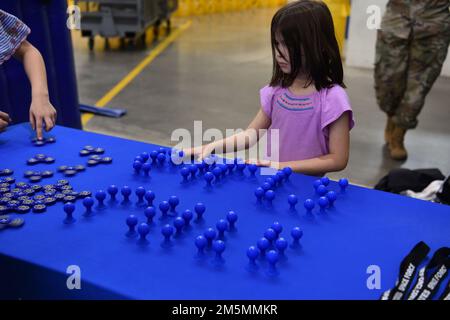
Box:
(260, 84), (354, 162)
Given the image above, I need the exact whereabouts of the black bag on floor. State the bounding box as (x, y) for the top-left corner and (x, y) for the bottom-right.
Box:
(374, 168), (445, 194)
(437, 176), (450, 205)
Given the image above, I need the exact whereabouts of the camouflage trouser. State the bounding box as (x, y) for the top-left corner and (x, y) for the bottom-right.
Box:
(374, 3), (450, 129)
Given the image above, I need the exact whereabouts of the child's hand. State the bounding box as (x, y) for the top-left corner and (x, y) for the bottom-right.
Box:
(29, 97), (57, 139)
(246, 159), (280, 169)
(183, 144), (215, 161)
(0, 111), (12, 133)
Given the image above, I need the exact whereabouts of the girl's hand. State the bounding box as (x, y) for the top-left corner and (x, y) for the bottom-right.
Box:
(0, 111), (12, 133)
(183, 144), (215, 161)
(246, 159), (280, 169)
(29, 96), (57, 139)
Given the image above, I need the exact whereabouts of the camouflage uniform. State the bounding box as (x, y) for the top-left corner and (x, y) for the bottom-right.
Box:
(374, 0), (450, 129)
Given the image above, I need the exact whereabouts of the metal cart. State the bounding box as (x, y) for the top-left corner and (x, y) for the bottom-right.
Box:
(74, 0), (178, 50)
(154, 0), (178, 38)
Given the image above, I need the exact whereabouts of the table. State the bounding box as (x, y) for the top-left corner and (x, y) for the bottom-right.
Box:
(0, 124), (449, 300)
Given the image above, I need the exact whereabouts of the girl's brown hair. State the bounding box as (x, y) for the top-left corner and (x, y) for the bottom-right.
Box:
(270, 0), (345, 90)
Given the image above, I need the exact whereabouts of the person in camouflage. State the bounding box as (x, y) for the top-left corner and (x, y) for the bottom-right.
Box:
(375, 0), (450, 160)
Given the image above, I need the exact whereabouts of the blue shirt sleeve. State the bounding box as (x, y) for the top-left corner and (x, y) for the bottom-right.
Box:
(0, 9), (31, 65)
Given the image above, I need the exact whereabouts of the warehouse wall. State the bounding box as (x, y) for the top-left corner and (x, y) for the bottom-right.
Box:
(346, 0), (450, 77)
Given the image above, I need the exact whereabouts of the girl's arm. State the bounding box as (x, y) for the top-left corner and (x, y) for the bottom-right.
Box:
(13, 40), (57, 139)
(258, 113), (350, 175)
(186, 109), (271, 159)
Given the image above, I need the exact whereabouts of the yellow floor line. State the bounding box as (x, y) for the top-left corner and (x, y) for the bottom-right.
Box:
(81, 20), (193, 126)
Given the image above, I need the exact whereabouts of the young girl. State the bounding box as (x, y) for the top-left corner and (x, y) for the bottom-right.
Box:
(186, 0), (354, 176)
(0, 9), (57, 139)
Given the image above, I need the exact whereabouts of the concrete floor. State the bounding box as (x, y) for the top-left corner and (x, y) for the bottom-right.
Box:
(74, 8), (450, 187)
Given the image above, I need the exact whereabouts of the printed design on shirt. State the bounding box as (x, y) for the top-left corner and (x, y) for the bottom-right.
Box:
(0, 10), (30, 64)
(276, 93), (314, 111)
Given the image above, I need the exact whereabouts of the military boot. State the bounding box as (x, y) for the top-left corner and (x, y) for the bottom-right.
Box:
(385, 116), (395, 144)
(389, 124), (408, 161)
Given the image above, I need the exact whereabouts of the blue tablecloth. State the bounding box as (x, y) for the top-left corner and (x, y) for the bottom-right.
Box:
(0, 124), (449, 299)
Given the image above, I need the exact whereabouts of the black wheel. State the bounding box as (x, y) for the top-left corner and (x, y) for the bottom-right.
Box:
(88, 37), (94, 51)
(154, 19), (161, 41)
(104, 38), (110, 50)
(119, 37), (126, 50)
(139, 32), (147, 48)
(166, 19), (172, 35)
(127, 38), (135, 49)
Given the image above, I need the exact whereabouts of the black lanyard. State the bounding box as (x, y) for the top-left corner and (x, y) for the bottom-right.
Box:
(407, 247), (450, 300)
(438, 278), (450, 300)
(380, 241), (430, 300)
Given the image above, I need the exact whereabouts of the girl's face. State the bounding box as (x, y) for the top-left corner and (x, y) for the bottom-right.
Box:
(274, 34), (291, 74)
